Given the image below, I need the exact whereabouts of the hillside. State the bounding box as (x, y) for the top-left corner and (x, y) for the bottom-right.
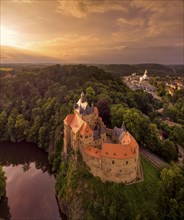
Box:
(96, 63), (184, 76)
(56, 154), (160, 219)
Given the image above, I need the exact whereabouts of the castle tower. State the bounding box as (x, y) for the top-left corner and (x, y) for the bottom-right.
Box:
(63, 114), (74, 154)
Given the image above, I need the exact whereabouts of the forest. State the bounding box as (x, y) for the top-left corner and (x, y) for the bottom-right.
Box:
(1, 64), (182, 162)
(0, 64), (184, 219)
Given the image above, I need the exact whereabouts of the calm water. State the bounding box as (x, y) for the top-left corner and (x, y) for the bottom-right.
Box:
(0, 142), (62, 220)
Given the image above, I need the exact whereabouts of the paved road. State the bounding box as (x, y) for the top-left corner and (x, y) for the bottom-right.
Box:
(177, 145), (184, 166)
(178, 145), (184, 158)
(140, 147), (170, 169)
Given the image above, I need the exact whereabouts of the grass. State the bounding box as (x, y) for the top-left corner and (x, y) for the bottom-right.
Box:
(124, 156), (160, 217)
(0, 68), (13, 71)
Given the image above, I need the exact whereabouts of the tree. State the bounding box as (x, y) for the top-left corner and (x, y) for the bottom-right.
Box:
(161, 139), (178, 162)
(97, 99), (111, 127)
(0, 111), (8, 141)
(111, 104), (125, 128)
(14, 114), (29, 142)
(159, 166), (184, 220)
(171, 127), (184, 147)
(6, 115), (16, 142)
(86, 86), (96, 104)
(123, 108), (144, 141)
(0, 166), (6, 199)
(164, 107), (179, 122)
(142, 123), (161, 153)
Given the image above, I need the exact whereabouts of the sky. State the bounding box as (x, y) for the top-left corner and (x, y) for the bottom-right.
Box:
(0, 0), (184, 64)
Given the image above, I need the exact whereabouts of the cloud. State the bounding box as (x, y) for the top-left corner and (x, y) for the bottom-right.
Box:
(57, 0), (128, 17)
(1, 45), (62, 63)
(1, 0), (183, 64)
(13, 0), (33, 3)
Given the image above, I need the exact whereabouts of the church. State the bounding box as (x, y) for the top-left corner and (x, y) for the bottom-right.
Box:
(63, 92), (142, 184)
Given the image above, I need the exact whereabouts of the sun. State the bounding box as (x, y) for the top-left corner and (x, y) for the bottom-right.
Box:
(0, 26), (19, 47)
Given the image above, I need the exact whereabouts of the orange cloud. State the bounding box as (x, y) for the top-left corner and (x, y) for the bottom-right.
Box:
(1, 0), (183, 64)
(57, 0), (128, 17)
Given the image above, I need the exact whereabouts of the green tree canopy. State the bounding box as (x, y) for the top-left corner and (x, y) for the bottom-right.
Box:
(159, 166), (184, 220)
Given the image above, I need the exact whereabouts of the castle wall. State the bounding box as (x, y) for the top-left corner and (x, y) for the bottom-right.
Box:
(80, 134), (93, 148)
(70, 131), (80, 152)
(63, 124), (71, 154)
(81, 149), (138, 184)
(101, 156), (137, 183)
(93, 133), (106, 148)
(82, 114), (98, 129)
(81, 149), (102, 178)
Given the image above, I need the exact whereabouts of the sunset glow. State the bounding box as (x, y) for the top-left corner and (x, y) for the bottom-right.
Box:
(1, 0), (183, 64)
(0, 26), (19, 47)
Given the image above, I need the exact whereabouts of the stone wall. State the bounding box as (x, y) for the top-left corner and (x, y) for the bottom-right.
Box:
(82, 114), (98, 129)
(64, 124), (71, 154)
(79, 134), (94, 148)
(101, 156), (137, 183)
(81, 148), (138, 184)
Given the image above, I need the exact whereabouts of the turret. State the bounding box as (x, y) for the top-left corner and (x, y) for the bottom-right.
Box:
(80, 92), (86, 103)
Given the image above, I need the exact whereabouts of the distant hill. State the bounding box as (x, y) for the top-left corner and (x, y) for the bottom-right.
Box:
(1, 62), (183, 76)
(96, 63), (184, 76)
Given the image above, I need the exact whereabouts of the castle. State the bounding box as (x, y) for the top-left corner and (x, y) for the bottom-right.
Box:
(64, 92), (142, 184)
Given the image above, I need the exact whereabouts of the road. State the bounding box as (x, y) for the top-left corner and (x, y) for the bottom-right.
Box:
(140, 147), (170, 169)
(177, 145), (184, 166)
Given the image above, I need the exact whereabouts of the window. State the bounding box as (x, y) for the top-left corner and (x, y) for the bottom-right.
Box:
(126, 161), (128, 165)
(120, 170), (122, 172)
(112, 160), (115, 164)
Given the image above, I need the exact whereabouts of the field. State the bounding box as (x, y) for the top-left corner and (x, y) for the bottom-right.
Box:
(0, 68), (13, 71)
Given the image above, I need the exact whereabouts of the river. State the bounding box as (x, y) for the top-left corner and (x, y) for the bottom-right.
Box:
(0, 142), (62, 220)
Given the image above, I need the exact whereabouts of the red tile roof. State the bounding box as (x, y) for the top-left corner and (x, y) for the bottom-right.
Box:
(82, 146), (101, 158)
(64, 114), (74, 125)
(70, 113), (84, 134)
(120, 131), (131, 145)
(80, 122), (93, 136)
(101, 142), (137, 159)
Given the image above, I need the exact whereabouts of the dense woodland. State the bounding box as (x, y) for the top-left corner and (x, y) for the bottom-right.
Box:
(1, 64), (183, 162)
(0, 64), (184, 219)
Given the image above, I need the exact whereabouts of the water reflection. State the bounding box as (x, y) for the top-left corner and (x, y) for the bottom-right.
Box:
(0, 142), (61, 220)
(0, 195), (11, 220)
(0, 142), (53, 174)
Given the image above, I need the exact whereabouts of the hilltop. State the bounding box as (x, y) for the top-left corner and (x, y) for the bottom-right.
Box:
(96, 63), (184, 76)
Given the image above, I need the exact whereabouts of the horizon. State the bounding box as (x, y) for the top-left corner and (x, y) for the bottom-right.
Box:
(1, 62), (184, 66)
(1, 0), (184, 64)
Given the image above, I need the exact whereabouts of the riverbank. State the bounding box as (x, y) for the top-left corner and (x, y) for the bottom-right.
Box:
(0, 166), (6, 199)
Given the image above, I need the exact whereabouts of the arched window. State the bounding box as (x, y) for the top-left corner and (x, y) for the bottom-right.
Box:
(112, 160), (115, 164)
